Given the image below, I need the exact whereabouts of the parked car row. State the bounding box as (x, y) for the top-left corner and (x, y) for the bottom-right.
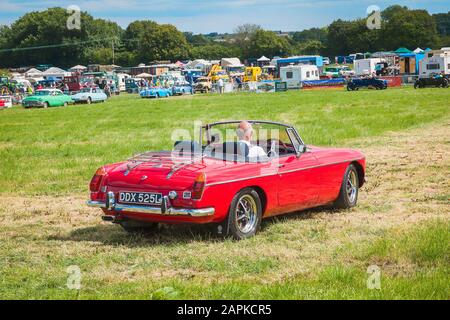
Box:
(21, 87), (107, 108)
(139, 82), (194, 99)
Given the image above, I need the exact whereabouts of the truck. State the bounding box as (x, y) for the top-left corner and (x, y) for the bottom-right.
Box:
(279, 65), (319, 89)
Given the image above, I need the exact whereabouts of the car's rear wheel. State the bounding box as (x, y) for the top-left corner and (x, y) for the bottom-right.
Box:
(119, 220), (158, 233)
(87, 97), (92, 104)
(333, 164), (359, 209)
(223, 188), (262, 240)
(63, 102), (68, 107)
(442, 79), (448, 88)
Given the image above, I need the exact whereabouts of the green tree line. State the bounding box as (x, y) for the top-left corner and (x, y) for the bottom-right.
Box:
(0, 6), (448, 68)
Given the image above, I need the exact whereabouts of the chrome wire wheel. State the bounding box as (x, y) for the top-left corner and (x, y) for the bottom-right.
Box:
(346, 169), (358, 204)
(235, 194), (257, 234)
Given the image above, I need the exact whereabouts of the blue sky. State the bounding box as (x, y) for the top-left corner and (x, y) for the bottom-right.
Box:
(0, 0), (448, 33)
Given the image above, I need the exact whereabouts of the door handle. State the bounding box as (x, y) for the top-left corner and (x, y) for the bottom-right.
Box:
(278, 164), (285, 168)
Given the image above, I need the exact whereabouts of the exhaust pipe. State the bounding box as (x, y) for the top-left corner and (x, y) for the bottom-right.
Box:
(101, 215), (116, 222)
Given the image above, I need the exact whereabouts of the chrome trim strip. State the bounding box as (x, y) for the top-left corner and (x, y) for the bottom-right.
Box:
(205, 158), (364, 186)
(86, 200), (214, 217)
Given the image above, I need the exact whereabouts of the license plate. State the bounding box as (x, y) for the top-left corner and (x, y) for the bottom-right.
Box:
(118, 191), (163, 206)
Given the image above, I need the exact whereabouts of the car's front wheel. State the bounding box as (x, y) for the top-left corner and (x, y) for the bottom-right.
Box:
(224, 188), (262, 240)
(333, 164), (359, 209)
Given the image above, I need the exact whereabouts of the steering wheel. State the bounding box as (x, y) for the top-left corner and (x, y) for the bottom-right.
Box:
(267, 139), (288, 157)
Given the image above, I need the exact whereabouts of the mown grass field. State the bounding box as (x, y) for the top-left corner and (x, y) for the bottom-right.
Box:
(0, 87), (449, 299)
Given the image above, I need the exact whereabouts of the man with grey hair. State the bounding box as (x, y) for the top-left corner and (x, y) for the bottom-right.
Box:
(236, 121), (267, 158)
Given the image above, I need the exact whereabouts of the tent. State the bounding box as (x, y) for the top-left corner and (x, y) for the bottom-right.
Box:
(135, 72), (153, 78)
(25, 68), (43, 78)
(220, 57), (243, 67)
(69, 65), (87, 72)
(413, 47), (423, 54)
(42, 67), (71, 78)
(394, 47), (411, 54)
(257, 56), (270, 62)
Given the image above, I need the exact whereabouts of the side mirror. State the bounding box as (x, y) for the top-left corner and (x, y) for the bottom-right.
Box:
(296, 145), (307, 157)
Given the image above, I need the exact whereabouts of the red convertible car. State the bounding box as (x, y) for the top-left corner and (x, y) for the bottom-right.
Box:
(87, 121), (365, 239)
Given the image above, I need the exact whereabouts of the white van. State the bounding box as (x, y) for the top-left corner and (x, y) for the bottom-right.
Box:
(280, 65), (319, 89)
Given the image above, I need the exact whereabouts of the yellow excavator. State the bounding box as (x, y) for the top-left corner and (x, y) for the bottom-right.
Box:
(208, 64), (229, 82)
(243, 66), (262, 82)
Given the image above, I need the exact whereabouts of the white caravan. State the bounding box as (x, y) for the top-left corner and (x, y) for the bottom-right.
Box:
(353, 58), (384, 76)
(280, 65), (319, 89)
(116, 73), (130, 92)
(418, 48), (450, 77)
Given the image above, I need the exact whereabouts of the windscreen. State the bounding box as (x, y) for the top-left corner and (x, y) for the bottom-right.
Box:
(202, 122), (299, 162)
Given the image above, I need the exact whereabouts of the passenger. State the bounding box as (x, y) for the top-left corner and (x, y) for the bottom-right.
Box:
(236, 121), (267, 158)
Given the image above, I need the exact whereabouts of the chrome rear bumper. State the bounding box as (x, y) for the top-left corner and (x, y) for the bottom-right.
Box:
(87, 192), (214, 217)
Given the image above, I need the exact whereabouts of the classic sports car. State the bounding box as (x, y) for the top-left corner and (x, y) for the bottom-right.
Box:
(22, 89), (73, 108)
(193, 77), (212, 93)
(87, 121), (365, 239)
(140, 87), (172, 98)
(414, 76), (449, 89)
(339, 66), (355, 77)
(347, 77), (387, 91)
(71, 87), (107, 104)
(172, 82), (193, 95)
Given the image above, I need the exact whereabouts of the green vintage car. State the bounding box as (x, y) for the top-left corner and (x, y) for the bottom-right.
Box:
(22, 89), (73, 108)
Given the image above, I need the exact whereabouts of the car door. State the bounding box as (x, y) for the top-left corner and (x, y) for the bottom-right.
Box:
(276, 152), (322, 212)
(53, 91), (63, 106)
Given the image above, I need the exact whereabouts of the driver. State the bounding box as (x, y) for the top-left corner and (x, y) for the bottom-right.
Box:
(236, 121), (267, 158)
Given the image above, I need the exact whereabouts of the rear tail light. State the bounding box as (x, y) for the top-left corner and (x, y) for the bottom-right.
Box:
(89, 167), (107, 192)
(192, 172), (206, 200)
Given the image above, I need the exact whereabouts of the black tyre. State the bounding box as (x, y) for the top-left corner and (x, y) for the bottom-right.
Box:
(119, 220), (158, 233)
(414, 81), (419, 89)
(224, 188), (262, 240)
(43, 102), (49, 108)
(63, 102), (68, 107)
(87, 97), (92, 104)
(333, 164), (359, 209)
(442, 79), (449, 88)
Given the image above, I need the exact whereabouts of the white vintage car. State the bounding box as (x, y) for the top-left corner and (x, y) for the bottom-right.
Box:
(71, 87), (107, 104)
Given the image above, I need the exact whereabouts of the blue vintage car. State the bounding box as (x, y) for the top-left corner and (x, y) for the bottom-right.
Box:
(172, 82), (193, 95)
(71, 87), (107, 104)
(347, 77), (388, 91)
(140, 87), (172, 98)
